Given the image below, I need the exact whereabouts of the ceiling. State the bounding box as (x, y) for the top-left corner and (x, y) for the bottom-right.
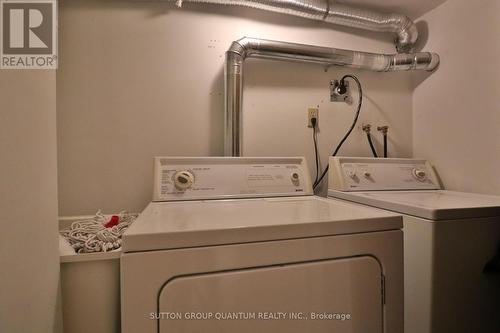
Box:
(337, 0), (448, 19)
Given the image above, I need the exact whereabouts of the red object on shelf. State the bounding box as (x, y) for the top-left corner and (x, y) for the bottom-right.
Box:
(104, 215), (120, 228)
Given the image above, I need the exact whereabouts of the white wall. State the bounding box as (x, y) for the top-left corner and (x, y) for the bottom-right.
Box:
(57, 0), (415, 215)
(413, 0), (500, 194)
(0, 71), (60, 332)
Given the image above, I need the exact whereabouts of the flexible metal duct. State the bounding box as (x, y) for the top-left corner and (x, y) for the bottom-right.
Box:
(174, 0), (418, 52)
(225, 37), (440, 156)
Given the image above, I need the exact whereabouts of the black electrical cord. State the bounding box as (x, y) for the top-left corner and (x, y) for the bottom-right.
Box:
(313, 74), (363, 190)
(366, 132), (378, 158)
(311, 117), (320, 185)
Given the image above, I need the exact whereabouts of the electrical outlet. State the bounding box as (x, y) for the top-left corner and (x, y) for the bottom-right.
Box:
(330, 79), (350, 103)
(308, 108), (319, 128)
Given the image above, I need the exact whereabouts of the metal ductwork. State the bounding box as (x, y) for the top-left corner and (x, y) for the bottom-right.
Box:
(174, 0), (418, 53)
(224, 37), (440, 156)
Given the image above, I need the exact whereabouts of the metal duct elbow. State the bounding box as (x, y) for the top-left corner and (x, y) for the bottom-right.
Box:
(323, 4), (418, 53)
(173, 0), (418, 52)
(224, 37), (439, 156)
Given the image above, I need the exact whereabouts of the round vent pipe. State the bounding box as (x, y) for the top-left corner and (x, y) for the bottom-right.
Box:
(174, 0), (418, 52)
(224, 37), (440, 156)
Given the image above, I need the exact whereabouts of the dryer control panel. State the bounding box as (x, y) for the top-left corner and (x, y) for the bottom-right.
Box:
(329, 157), (441, 191)
(153, 157), (313, 201)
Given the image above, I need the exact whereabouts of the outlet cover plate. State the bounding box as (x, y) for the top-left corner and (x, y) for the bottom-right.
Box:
(308, 108), (319, 128)
(330, 80), (351, 103)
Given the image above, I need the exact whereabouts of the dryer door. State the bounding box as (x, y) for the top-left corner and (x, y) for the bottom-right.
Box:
(158, 256), (383, 333)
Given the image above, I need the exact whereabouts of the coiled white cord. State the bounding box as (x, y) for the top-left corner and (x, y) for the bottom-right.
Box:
(60, 211), (137, 253)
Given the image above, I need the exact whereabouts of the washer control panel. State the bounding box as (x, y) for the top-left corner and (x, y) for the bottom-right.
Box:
(153, 157), (313, 201)
(329, 157), (441, 191)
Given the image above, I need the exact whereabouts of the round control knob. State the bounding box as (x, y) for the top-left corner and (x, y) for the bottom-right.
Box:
(290, 172), (300, 185)
(412, 168), (427, 180)
(347, 170), (357, 179)
(173, 170), (195, 190)
(363, 171), (371, 178)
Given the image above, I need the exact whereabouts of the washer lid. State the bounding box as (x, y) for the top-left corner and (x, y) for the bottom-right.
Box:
(122, 196), (401, 252)
(328, 190), (500, 221)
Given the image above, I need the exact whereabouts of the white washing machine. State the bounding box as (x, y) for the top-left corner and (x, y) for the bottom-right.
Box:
(121, 157), (404, 333)
(327, 156), (500, 333)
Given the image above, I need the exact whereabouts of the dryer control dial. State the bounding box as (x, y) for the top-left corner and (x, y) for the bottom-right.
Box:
(173, 170), (195, 190)
(412, 168), (427, 181)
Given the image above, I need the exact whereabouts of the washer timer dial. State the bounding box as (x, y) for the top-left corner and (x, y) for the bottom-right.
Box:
(173, 170), (195, 190)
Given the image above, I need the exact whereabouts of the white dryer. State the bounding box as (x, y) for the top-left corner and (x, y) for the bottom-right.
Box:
(327, 157), (500, 333)
(121, 157), (404, 333)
